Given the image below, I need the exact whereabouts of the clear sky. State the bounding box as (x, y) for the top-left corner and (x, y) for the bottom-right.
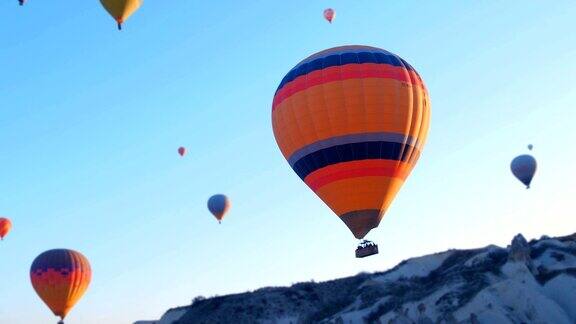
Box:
(1, 1), (575, 323)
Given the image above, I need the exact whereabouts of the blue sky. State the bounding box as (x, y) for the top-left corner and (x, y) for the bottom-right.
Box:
(1, 1), (575, 323)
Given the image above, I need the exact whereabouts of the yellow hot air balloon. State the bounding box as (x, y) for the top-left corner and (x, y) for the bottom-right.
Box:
(100, 0), (142, 30)
(272, 46), (430, 257)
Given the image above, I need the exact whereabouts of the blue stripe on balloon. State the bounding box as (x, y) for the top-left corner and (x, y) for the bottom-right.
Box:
(275, 51), (414, 94)
(30, 249), (80, 272)
(287, 132), (418, 167)
(291, 141), (417, 180)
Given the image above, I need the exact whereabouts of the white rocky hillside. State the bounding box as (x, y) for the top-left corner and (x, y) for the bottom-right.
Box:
(135, 232), (576, 324)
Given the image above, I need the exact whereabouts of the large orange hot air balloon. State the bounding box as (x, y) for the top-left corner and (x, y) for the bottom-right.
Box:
(30, 249), (92, 324)
(323, 8), (335, 23)
(0, 217), (12, 240)
(100, 0), (142, 30)
(208, 194), (230, 224)
(272, 45), (430, 257)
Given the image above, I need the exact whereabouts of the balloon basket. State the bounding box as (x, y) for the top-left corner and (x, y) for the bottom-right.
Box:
(355, 240), (378, 258)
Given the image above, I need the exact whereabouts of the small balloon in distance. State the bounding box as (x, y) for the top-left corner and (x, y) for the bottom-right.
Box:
(511, 154), (537, 189)
(323, 8), (335, 23)
(0, 217), (12, 240)
(207, 194), (230, 224)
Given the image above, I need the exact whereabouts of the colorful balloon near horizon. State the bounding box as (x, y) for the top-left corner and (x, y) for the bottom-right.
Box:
(208, 194), (230, 224)
(323, 8), (335, 23)
(178, 146), (186, 157)
(0, 217), (12, 240)
(511, 153), (537, 189)
(272, 45), (431, 239)
(99, 0), (142, 30)
(30, 249), (92, 323)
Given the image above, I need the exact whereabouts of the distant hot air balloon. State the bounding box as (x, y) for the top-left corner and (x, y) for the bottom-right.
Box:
(208, 194), (230, 224)
(511, 153), (537, 189)
(99, 0), (142, 30)
(323, 8), (335, 23)
(178, 147), (186, 157)
(18, 0), (25, 6)
(527, 144), (533, 151)
(272, 45), (431, 258)
(0, 217), (12, 240)
(30, 249), (92, 324)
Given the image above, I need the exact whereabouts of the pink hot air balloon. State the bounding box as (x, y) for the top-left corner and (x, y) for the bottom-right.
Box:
(178, 147), (186, 157)
(323, 8), (335, 23)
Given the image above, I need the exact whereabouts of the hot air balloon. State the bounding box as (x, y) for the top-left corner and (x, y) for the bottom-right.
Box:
(272, 45), (431, 258)
(30, 249), (92, 324)
(323, 8), (335, 23)
(178, 147), (186, 157)
(527, 144), (533, 151)
(208, 194), (230, 224)
(99, 0), (142, 30)
(18, 0), (25, 6)
(0, 217), (12, 240)
(511, 153), (537, 189)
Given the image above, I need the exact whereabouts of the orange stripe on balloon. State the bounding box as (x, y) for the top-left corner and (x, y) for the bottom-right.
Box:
(305, 160), (411, 191)
(31, 268), (91, 318)
(273, 63), (424, 110)
(272, 78), (428, 159)
(313, 175), (405, 217)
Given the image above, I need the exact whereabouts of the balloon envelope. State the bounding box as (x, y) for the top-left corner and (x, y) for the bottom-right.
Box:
(323, 8), (335, 23)
(178, 147), (186, 157)
(272, 45), (430, 239)
(30, 249), (92, 320)
(99, 0), (142, 29)
(511, 154), (537, 188)
(207, 194), (230, 223)
(0, 217), (12, 240)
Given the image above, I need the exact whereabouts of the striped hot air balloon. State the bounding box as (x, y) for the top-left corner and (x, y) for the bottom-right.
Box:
(30, 249), (92, 323)
(100, 0), (142, 30)
(272, 45), (430, 243)
(0, 217), (12, 240)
